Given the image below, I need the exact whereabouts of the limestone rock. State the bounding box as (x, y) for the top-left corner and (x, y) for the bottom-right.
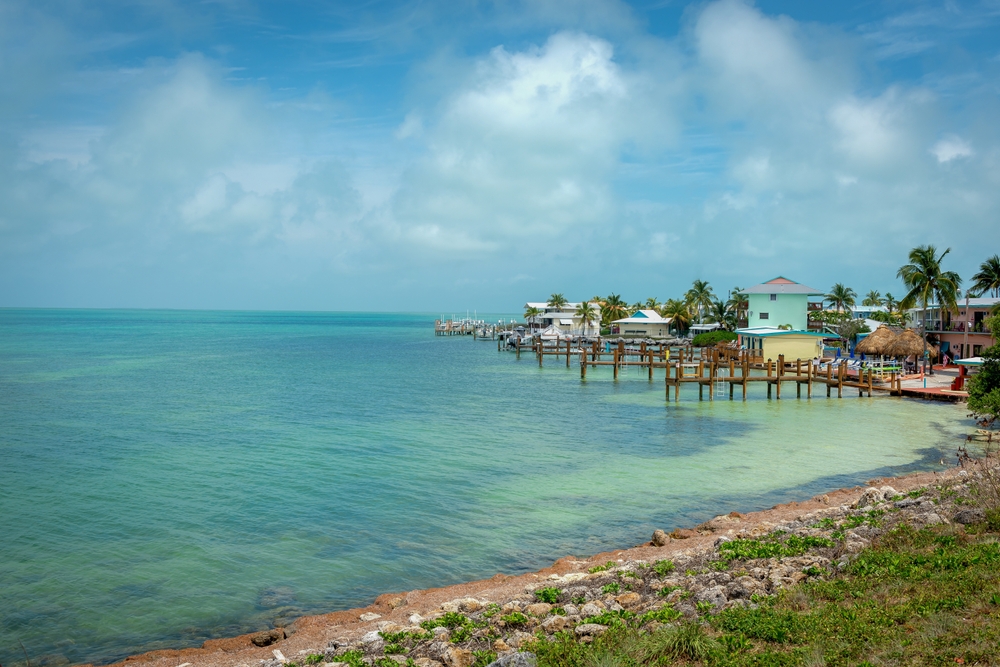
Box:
(879, 486), (899, 499)
(524, 603), (551, 616)
(441, 601), (461, 613)
(670, 528), (697, 540)
(854, 488), (884, 508)
(387, 597), (406, 609)
(574, 624), (607, 638)
(954, 507), (986, 524)
(541, 616), (568, 633)
(507, 632), (535, 649)
(460, 598), (484, 612)
(251, 629), (285, 647)
(695, 586), (727, 610)
(486, 653), (537, 667)
(651, 529), (670, 546)
(615, 592), (641, 607)
(492, 640), (510, 652)
(414, 660), (443, 667)
(408, 613), (425, 625)
(562, 604), (579, 616)
(580, 602), (603, 618)
(359, 612), (382, 622)
(442, 647), (474, 667)
(432, 627), (450, 641)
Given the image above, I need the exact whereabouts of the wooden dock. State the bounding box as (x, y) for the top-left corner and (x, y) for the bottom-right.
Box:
(525, 338), (902, 401)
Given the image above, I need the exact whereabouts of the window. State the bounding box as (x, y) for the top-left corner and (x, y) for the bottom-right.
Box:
(974, 345), (983, 356)
(759, 312), (769, 320)
(770, 294), (777, 301)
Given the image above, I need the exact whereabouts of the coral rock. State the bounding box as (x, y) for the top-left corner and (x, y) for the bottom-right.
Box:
(651, 529), (670, 546)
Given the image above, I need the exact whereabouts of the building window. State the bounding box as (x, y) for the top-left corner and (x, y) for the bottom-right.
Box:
(974, 345), (983, 356)
(759, 312), (769, 320)
(770, 294), (777, 301)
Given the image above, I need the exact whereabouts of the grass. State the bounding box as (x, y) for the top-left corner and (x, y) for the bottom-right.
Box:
(526, 522), (1000, 666)
(715, 534), (834, 565)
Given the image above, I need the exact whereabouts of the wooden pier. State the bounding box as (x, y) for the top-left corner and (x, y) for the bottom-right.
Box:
(525, 338), (902, 401)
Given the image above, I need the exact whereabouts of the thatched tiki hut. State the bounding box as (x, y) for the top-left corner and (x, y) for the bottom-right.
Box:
(889, 328), (939, 364)
(855, 325), (899, 356)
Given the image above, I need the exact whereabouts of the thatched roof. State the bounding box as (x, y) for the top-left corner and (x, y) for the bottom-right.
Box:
(855, 325), (898, 355)
(888, 328), (936, 358)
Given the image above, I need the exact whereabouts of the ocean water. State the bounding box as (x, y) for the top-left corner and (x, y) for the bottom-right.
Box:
(0, 309), (971, 667)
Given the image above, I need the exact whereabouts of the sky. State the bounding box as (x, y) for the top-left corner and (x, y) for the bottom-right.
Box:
(1, 0), (999, 312)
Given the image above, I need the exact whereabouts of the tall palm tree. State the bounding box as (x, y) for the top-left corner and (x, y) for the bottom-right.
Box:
(523, 306), (542, 332)
(660, 299), (691, 335)
(862, 290), (884, 307)
(897, 245), (962, 375)
(726, 287), (748, 327)
(706, 299), (736, 330)
(601, 294), (629, 327)
(644, 297), (661, 311)
(574, 301), (598, 335)
(825, 283), (857, 313)
(684, 280), (715, 324)
(970, 255), (1000, 297)
(547, 293), (568, 309)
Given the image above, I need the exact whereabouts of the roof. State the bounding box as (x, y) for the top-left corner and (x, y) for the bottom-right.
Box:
(956, 357), (984, 366)
(739, 277), (823, 296)
(612, 312), (671, 324)
(907, 296), (1000, 311)
(736, 327), (826, 338)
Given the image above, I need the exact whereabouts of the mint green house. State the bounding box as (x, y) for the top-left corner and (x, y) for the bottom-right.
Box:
(739, 277), (823, 330)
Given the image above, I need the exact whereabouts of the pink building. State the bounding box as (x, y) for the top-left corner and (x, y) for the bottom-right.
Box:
(907, 296), (998, 359)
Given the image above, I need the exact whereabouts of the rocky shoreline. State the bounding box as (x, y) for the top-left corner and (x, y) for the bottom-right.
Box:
(96, 465), (976, 667)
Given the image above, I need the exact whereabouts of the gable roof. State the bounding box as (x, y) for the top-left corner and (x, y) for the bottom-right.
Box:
(739, 277), (823, 296)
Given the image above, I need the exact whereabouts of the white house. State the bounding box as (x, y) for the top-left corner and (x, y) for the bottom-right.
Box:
(523, 302), (600, 335)
(610, 310), (673, 338)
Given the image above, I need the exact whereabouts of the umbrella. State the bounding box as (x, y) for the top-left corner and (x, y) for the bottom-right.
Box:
(855, 325), (898, 356)
(888, 328), (936, 359)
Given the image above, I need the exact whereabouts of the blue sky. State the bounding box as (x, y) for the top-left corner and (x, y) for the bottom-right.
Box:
(2, 0), (998, 312)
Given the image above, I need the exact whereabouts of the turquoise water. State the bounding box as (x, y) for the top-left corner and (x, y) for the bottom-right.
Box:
(0, 309), (971, 667)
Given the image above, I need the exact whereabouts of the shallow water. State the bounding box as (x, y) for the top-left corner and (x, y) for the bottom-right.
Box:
(0, 309), (970, 666)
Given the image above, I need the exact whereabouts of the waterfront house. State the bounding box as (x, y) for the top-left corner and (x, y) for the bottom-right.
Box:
(736, 278), (827, 360)
(906, 296), (998, 359)
(524, 302), (600, 335)
(610, 310), (673, 337)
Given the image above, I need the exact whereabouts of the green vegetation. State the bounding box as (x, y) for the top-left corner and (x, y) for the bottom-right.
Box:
(588, 561), (616, 573)
(601, 582), (621, 594)
(472, 650), (497, 667)
(334, 650), (366, 667)
(715, 534), (834, 565)
(500, 611), (530, 627)
(527, 522), (1000, 666)
(967, 341), (1000, 426)
(652, 559), (675, 576)
(691, 330), (737, 347)
(304, 655), (324, 665)
(535, 587), (562, 604)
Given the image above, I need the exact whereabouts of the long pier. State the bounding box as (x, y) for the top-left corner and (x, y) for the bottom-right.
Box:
(522, 338), (902, 401)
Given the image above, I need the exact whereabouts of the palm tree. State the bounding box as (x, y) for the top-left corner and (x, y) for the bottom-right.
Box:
(601, 294), (629, 327)
(644, 297), (661, 311)
(684, 280), (715, 324)
(884, 293), (898, 314)
(660, 299), (691, 336)
(970, 255), (1000, 297)
(862, 290), (884, 307)
(706, 299), (736, 330)
(523, 306), (542, 332)
(897, 245), (962, 375)
(547, 293), (568, 309)
(574, 301), (598, 335)
(726, 287), (748, 327)
(825, 283), (857, 313)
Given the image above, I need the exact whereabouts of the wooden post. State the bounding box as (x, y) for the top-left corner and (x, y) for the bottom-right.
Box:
(767, 381), (772, 399)
(566, 338), (571, 368)
(581, 349), (587, 378)
(648, 351), (654, 381)
(868, 367), (873, 397)
(613, 349), (619, 380)
(838, 362), (844, 398)
(767, 359), (773, 377)
(516, 337), (521, 359)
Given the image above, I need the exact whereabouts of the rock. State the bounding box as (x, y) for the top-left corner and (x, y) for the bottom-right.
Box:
(501, 601), (522, 613)
(541, 616), (568, 633)
(415, 660), (443, 667)
(378, 622), (403, 633)
(894, 497), (921, 508)
(954, 507), (986, 524)
(492, 640), (510, 652)
(922, 512), (948, 525)
(487, 654), (536, 667)
(441, 600), (461, 613)
(524, 603), (552, 616)
(714, 535), (732, 547)
(574, 624), (607, 638)
(251, 629), (286, 647)
(459, 598), (483, 612)
(664, 589), (686, 604)
(408, 613), (425, 625)
(562, 604), (579, 616)
(854, 488), (884, 508)
(427, 642), (449, 659)
(615, 592), (641, 607)
(359, 612), (382, 622)
(441, 647), (474, 667)
(580, 602), (603, 618)
(879, 486), (899, 499)
(695, 586), (727, 610)
(670, 528), (697, 540)
(507, 632), (535, 649)
(432, 627), (450, 640)
(652, 529), (670, 546)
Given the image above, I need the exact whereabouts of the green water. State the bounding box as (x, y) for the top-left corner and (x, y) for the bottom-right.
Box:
(0, 309), (970, 666)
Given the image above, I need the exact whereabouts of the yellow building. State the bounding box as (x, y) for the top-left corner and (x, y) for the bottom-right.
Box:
(737, 327), (825, 360)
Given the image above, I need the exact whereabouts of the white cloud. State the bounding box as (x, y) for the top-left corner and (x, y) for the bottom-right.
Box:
(931, 135), (973, 163)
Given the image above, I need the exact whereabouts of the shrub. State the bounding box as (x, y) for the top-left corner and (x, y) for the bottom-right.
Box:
(534, 587), (562, 604)
(691, 330), (737, 347)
